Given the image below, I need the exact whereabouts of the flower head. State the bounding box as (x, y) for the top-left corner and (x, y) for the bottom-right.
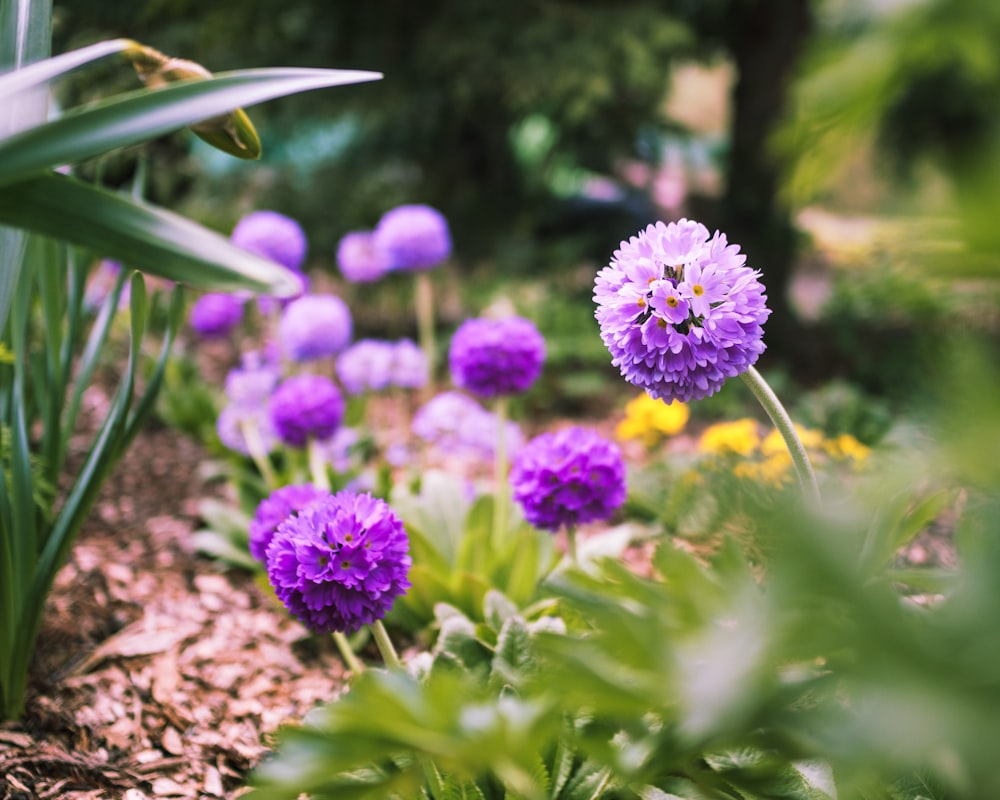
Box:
(269, 374), (345, 448)
(336, 339), (397, 395)
(391, 339), (429, 390)
(264, 491), (411, 634)
(615, 394), (690, 447)
(216, 403), (279, 456)
(224, 354), (280, 409)
(278, 294), (353, 362)
(698, 418), (760, 456)
(374, 204), (452, 271)
(231, 210), (308, 273)
(249, 483), (334, 562)
(190, 293), (243, 339)
(510, 427), (626, 532)
(336, 230), (392, 283)
(448, 316), (546, 398)
(594, 218), (770, 403)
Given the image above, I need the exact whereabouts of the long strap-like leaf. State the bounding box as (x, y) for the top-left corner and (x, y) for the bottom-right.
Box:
(0, 66), (381, 185)
(0, 173), (302, 296)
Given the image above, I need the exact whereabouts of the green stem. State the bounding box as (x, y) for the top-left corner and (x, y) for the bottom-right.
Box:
(415, 271), (435, 379)
(370, 619), (401, 670)
(332, 631), (364, 675)
(566, 525), (578, 565)
(240, 417), (277, 490)
(307, 437), (330, 492)
(492, 396), (509, 549)
(739, 366), (821, 504)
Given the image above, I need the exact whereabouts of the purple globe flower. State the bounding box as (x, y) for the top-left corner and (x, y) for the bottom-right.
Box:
(510, 427), (627, 532)
(269, 374), (345, 448)
(216, 403), (279, 456)
(278, 294), (353, 362)
(448, 315), (546, 398)
(412, 391), (521, 459)
(336, 339), (396, 395)
(374, 204), (452, 271)
(190, 293), (244, 339)
(336, 230), (392, 283)
(249, 483), (334, 563)
(391, 338), (429, 390)
(594, 218), (770, 403)
(224, 357), (280, 408)
(264, 491), (411, 634)
(231, 210), (308, 272)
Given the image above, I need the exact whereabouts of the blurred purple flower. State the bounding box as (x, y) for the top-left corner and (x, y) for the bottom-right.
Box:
(391, 339), (429, 390)
(269, 374), (345, 448)
(231, 210), (308, 272)
(249, 483), (334, 563)
(412, 391), (522, 460)
(594, 218), (770, 403)
(336, 230), (392, 283)
(448, 315), (546, 398)
(278, 294), (353, 362)
(190, 293), (244, 339)
(264, 491), (411, 634)
(510, 427), (626, 532)
(336, 339), (396, 395)
(224, 357), (280, 409)
(374, 204), (451, 272)
(216, 403), (279, 456)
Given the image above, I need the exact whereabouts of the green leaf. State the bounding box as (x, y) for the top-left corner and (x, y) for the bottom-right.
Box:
(0, 38), (131, 102)
(0, 66), (381, 185)
(0, 173), (301, 296)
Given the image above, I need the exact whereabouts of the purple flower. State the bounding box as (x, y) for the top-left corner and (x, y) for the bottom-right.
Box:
(269, 374), (345, 448)
(448, 316), (546, 398)
(231, 210), (308, 273)
(336, 230), (392, 283)
(336, 339), (396, 395)
(216, 403), (279, 456)
(224, 356), (280, 408)
(190, 293), (244, 339)
(412, 391), (522, 459)
(264, 491), (411, 634)
(278, 294), (353, 362)
(374, 204), (452, 271)
(510, 427), (626, 532)
(249, 483), (334, 562)
(391, 339), (429, 390)
(594, 219), (770, 403)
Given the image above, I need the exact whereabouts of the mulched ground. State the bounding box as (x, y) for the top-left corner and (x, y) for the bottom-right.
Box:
(0, 416), (348, 800)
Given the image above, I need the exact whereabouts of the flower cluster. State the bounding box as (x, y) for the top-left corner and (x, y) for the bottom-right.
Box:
(336, 231), (392, 283)
(190, 293), (244, 339)
(278, 294), (353, 363)
(615, 394), (690, 447)
(249, 483), (333, 562)
(412, 391), (523, 461)
(265, 491), (411, 634)
(448, 316), (546, 398)
(594, 218), (770, 403)
(510, 427), (626, 532)
(698, 418), (870, 487)
(269, 374), (345, 448)
(231, 210), (308, 273)
(336, 339), (429, 395)
(374, 204), (452, 271)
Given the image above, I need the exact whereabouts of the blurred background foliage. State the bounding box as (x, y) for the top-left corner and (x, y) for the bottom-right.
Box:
(55, 0), (1000, 423)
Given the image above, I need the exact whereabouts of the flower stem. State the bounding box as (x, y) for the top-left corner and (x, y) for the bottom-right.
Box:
(240, 417), (277, 490)
(566, 525), (578, 565)
(332, 631), (364, 675)
(739, 365), (821, 504)
(307, 437), (330, 492)
(370, 619), (402, 670)
(492, 396), (509, 549)
(415, 271), (436, 380)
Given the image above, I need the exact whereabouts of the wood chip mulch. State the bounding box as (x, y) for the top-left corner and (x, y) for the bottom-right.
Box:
(1, 424), (349, 800)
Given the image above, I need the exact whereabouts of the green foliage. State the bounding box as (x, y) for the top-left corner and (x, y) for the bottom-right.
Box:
(0, 5), (381, 721)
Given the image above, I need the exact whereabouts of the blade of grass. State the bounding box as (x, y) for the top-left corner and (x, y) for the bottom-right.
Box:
(0, 67), (381, 185)
(0, 38), (132, 102)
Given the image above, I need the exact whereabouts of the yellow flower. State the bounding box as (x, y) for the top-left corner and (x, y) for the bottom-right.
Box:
(823, 433), (871, 465)
(698, 418), (760, 456)
(616, 394), (690, 446)
(761, 425), (824, 456)
(732, 452), (793, 487)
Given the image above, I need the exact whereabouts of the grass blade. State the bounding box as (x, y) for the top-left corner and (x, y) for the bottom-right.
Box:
(0, 38), (131, 102)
